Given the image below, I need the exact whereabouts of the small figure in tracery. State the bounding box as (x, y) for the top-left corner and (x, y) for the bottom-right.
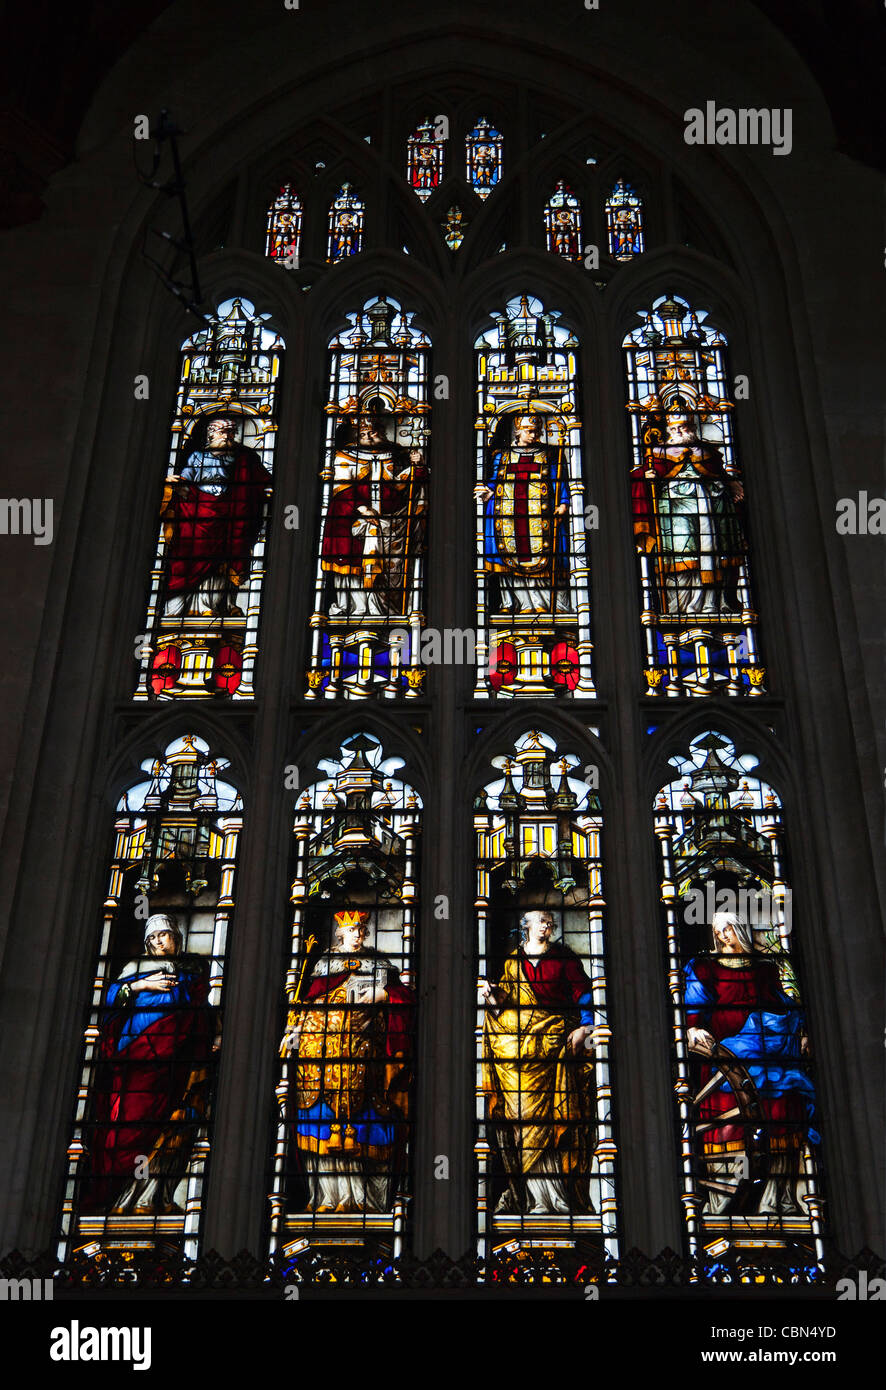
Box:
(467, 119), (503, 199)
(413, 144), (438, 194)
(442, 205), (468, 250)
(331, 213), (357, 260)
(473, 143), (497, 191)
(266, 184), (302, 266)
(328, 185), (364, 262)
(407, 119), (444, 201)
(606, 179), (644, 261)
(544, 181), (582, 261)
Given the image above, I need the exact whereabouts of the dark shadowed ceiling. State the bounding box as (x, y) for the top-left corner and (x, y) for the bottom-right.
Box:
(1, 0), (882, 227)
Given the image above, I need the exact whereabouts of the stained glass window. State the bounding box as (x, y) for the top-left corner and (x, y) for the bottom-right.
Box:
(305, 295), (431, 700)
(269, 734), (420, 1262)
(57, 735), (243, 1263)
(653, 731), (823, 1266)
(475, 731), (617, 1267)
(266, 184), (303, 267)
(474, 295), (594, 698)
(40, 85), (864, 1301)
(605, 178), (644, 261)
(466, 118), (502, 199)
(442, 205), (467, 250)
(623, 295), (764, 696)
(406, 119), (444, 201)
(327, 183), (364, 261)
(134, 297), (283, 701)
(544, 180), (582, 261)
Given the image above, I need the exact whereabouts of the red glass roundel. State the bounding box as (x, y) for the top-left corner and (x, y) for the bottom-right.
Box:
(213, 644), (243, 694)
(150, 645), (182, 694)
(488, 642), (517, 692)
(550, 641), (580, 689)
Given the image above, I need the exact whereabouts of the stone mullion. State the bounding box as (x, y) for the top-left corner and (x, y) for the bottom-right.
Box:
(591, 302), (685, 1257)
(201, 287), (308, 1258)
(412, 305), (472, 1258)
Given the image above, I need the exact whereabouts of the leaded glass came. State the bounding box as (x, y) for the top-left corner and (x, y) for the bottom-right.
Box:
(475, 731), (617, 1266)
(623, 295), (763, 696)
(305, 296), (431, 700)
(266, 184), (303, 267)
(544, 180), (582, 261)
(653, 731), (823, 1266)
(328, 183), (364, 261)
(466, 118), (503, 199)
(270, 735), (421, 1262)
(474, 295), (594, 698)
(134, 298), (283, 701)
(57, 736), (243, 1263)
(605, 178), (644, 260)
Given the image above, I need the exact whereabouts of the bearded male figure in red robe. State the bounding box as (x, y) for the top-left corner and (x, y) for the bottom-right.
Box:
(480, 910), (601, 1216)
(84, 914), (217, 1215)
(161, 413), (272, 618)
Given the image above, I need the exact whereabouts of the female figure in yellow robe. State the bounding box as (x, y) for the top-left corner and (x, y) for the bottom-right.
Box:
(480, 910), (600, 1216)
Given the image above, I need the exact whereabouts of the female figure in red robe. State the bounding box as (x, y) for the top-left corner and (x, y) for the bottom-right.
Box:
(685, 911), (817, 1216)
(85, 915), (216, 1215)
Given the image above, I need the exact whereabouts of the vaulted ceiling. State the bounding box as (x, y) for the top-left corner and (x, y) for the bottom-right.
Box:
(2, 0), (882, 227)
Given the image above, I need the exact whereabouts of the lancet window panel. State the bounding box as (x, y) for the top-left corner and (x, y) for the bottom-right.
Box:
(544, 181), (583, 261)
(306, 295), (431, 701)
(624, 295), (764, 697)
(653, 730), (824, 1268)
(327, 183), (364, 262)
(474, 295), (594, 699)
(466, 118), (503, 200)
(269, 734), (421, 1264)
(406, 118), (445, 201)
(134, 297), (283, 702)
(474, 731), (617, 1273)
(606, 178), (644, 261)
(57, 735), (243, 1264)
(266, 184), (303, 267)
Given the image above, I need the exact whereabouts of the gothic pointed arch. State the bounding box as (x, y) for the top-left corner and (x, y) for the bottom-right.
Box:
(134, 296), (285, 702)
(57, 733), (245, 1263)
(651, 728), (824, 1266)
(473, 727), (617, 1268)
(269, 731), (422, 1262)
(0, 12), (873, 1298)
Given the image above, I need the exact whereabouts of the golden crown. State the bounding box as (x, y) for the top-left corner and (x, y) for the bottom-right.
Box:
(333, 909), (370, 928)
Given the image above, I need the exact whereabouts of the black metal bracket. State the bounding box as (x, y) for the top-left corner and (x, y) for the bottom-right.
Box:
(135, 109), (209, 323)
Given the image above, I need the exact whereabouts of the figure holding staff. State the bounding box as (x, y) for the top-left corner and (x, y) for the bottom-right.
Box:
(475, 413), (572, 616)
